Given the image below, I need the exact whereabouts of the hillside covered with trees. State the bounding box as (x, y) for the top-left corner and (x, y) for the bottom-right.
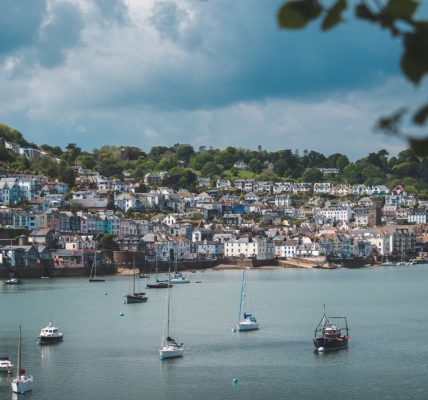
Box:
(1, 124), (428, 196)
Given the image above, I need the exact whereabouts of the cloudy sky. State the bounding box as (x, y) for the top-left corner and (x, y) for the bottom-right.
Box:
(0, 0), (425, 159)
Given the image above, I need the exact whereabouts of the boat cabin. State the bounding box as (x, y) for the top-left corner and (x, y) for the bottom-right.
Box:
(322, 325), (341, 339)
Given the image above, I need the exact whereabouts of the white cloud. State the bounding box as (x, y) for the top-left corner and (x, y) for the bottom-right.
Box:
(0, 0), (423, 159)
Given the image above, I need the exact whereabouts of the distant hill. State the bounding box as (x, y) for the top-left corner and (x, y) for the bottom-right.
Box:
(0, 123), (427, 197)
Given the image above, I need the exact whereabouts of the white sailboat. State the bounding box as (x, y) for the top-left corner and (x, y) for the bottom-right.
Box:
(89, 251), (105, 282)
(11, 325), (33, 394)
(236, 267), (259, 332)
(159, 266), (184, 359)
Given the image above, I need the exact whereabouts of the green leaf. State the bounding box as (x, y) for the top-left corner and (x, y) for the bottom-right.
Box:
(408, 137), (428, 156)
(355, 3), (377, 22)
(413, 104), (428, 125)
(278, 0), (322, 30)
(375, 108), (407, 136)
(384, 0), (418, 21)
(322, 0), (347, 31)
(401, 28), (428, 84)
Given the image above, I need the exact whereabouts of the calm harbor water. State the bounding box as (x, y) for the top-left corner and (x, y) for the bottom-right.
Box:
(1, 265), (428, 400)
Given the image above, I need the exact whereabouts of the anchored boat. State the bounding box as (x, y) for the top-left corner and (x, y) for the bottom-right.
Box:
(313, 308), (349, 352)
(38, 322), (64, 344)
(11, 325), (33, 394)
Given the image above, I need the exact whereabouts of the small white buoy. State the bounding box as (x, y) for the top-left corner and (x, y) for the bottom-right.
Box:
(119, 312), (124, 316)
(318, 347), (325, 352)
(232, 378), (238, 384)
(231, 327), (237, 333)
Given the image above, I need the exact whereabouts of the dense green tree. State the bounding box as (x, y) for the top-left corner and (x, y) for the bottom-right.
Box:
(190, 152), (214, 170)
(302, 150), (326, 168)
(200, 161), (221, 177)
(214, 151), (236, 169)
(97, 234), (119, 250)
(174, 144), (195, 163)
(248, 158), (263, 174)
(0, 146), (16, 162)
(149, 146), (170, 160)
(342, 163), (363, 184)
(165, 168), (197, 190)
(76, 153), (96, 169)
(40, 144), (63, 156)
(302, 167), (323, 182)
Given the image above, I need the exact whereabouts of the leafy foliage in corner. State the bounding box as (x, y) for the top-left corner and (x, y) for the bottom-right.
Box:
(278, 0), (428, 155)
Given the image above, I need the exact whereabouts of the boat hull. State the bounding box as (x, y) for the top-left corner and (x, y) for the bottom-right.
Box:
(89, 278), (105, 282)
(5, 279), (21, 285)
(38, 335), (63, 344)
(160, 345), (184, 359)
(170, 279), (190, 284)
(126, 294), (148, 303)
(11, 376), (33, 394)
(147, 283), (172, 289)
(313, 337), (349, 351)
(237, 321), (259, 331)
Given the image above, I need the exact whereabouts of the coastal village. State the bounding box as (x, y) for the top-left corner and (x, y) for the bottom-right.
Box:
(0, 137), (427, 279)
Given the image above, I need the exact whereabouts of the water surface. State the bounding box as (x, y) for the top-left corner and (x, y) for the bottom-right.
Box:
(1, 265), (428, 400)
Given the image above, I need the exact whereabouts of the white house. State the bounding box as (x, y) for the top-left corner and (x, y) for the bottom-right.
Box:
(224, 237), (275, 260)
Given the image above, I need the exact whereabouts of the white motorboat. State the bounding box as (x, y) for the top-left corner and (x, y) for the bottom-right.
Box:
(4, 278), (22, 285)
(0, 357), (13, 373)
(170, 272), (190, 284)
(38, 322), (64, 344)
(11, 325), (33, 394)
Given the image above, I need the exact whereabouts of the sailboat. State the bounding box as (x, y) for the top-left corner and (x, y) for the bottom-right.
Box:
(236, 267), (259, 332)
(147, 249), (172, 289)
(170, 245), (189, 284)
(125, 258), (148, 303)
(11, 325), (33, 394)
(159, 265), (184, 359)
(89, 251), (105, 282)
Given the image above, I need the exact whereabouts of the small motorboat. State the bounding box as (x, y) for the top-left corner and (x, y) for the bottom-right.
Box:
(4, 278), (22, 285)
(313, 308), (349, 352)
(139, 273), (149, 279)
(38, 322), (64, 344)
(0, 357), (13, 373)
(170, 272), (190, 284)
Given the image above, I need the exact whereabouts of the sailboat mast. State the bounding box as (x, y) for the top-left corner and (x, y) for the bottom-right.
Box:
(238, 268), (245, 320)
(167, 259), (172, 337)
(17, 325), (22, 376)
(174, 242), (177, 274)
(133, 256), (136, 294)
(155, 248), (158, 279)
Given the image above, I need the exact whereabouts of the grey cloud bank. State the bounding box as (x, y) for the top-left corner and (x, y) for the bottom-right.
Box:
(0, 0), (420, 158)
